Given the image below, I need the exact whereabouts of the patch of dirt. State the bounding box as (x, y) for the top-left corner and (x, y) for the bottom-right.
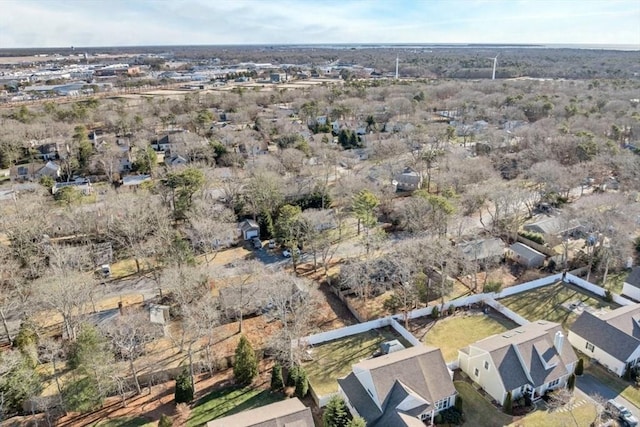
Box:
(53, 359), (275, 427)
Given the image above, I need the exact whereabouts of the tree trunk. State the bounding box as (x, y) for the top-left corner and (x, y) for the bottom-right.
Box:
(0, 308), (12, 344)
(129, 357), (142, 395)
(135, 257), (141, 273)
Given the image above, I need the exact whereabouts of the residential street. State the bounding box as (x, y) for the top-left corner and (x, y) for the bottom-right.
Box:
(577, 373), (640, 419)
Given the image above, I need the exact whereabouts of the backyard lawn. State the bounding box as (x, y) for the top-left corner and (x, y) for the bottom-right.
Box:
(498, 282), (618, 329)
(186, 386), (283, 427)
(454, 381), (512, 427)
(303, 326), (412, 396)
(424, 314), (519, 362)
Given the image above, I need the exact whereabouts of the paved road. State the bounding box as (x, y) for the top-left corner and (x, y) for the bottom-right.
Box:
(577, 373), (640, 420)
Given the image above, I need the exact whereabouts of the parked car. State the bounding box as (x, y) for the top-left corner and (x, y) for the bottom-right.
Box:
(607, 399), (638, 426)
(268, 239), (276, 249)
(282, 248), (300, 258)
(251, 237), (262, 249)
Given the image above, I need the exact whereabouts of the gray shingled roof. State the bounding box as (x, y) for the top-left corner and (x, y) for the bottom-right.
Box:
(472, 321), (577, 390)
(458, 238), (505, 262)
(625, 267), (640, 289)
(523, 217), (581, 236)
(340, 346), (455, 427)
(570, 306), (640, 362)
(206, 397), (313, 427)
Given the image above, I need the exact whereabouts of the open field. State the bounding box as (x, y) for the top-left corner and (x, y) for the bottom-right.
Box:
(454, 381), (512, 427)
(498, 282), (618, 329)
(423, 313), (519, 362)
(186, 387), (284, 427)
(303, 326), (412, 396)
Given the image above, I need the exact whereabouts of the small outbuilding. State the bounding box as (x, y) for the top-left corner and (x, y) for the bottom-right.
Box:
(239, 219), (260, 241)
(508, 242), (545, 268)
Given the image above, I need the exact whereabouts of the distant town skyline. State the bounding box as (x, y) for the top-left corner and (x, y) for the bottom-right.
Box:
(1, 0), (639, 49)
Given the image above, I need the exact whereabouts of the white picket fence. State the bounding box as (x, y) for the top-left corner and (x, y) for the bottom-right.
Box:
(484, 299), (530, 325)
(494, 273), (563, 298)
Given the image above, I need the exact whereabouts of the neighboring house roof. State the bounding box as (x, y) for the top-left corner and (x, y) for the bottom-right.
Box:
(465, 321), (577, 390)
(395, 167), (422, 186)
(218, 280), (307, 319)
(523, 217), (581, 236)
(570, 305), (640, 362)
(338, 345), (456, 427)
(206, 397), (313, 427)
(509, 242), (545, 261)
(239, 219), (259, 232)
(458, 238), (505, 262)
(121, 174), (151, 187)
(625, 267), (640, 289)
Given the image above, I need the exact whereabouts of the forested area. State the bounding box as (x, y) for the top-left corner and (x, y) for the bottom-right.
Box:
(0, 61), (639, 424)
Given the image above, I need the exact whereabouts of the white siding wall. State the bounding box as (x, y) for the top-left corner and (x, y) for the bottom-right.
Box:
(462, 352), (506, 404)
(623, 283), (640, 302)
(567, 331), (626, 376)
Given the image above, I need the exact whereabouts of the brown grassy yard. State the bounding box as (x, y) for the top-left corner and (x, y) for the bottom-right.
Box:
(498, 282), (618, 329)
(424, 313), (519, 362)
(303, 326), (412, 396)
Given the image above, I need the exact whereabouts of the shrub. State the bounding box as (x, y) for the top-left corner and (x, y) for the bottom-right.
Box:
(567, 373), (576, 391)
(234, 335), (258, 386)
(159, 414), (173, 427)
(431, 306), (440, 319)
(504, 391), (513, 415)
(286, 365), (300, 387)
(347, 416), (367, 427)
(174, 368), (194, 404)
(294, 367), (309, 398)
(604, 290), (613, 303)
(518, 231), (545, 244)
(455, 395), (463, 411)
(270, 362), (284, 391)
(447, 305), (455, 316)
(383, 294), (401, 313)
(575, 358), (584, 376)
(484, 281), (502, 293)
(439, 407), (464, 424)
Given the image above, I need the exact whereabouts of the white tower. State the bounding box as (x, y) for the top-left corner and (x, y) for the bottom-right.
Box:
(491, 55), (498, 80)
(395, 56), (399, 80)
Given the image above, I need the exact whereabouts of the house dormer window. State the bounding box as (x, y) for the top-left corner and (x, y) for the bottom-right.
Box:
(474, 368), (479, 377)
(585, 342), (594, 352)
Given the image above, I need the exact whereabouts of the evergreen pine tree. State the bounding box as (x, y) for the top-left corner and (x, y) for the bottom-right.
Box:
(295, 367), (309, 398)
(504, 391), (513, 415)
(323, 395), (350, 427)
(575, 358), (584, 376)
(347, 417), (366, 427)
(234, 335), (258, 386)
(175, 367), (194, 403)
(567, 373), (576, 392)
(286, 365), (300, 387)
(271, 362), (284, 391)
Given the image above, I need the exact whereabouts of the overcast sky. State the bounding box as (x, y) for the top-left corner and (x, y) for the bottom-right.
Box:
(1, 0), (639, 48)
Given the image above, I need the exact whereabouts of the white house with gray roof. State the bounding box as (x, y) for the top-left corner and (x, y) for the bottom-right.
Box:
(458, 321), (577, 405)
(338, 345), (456, 426)
(568, 304), (640, 376)
(206, 397), (313, 427)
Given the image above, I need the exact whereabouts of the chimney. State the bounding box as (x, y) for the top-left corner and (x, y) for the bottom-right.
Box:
(554, 330), (564, 354)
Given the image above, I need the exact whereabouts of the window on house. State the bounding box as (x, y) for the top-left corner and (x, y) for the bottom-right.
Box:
(484, 361), (490, 370)
(585, 342), (595, 352)
(548, 378), (560, 388)
(474, 368), (479, 377)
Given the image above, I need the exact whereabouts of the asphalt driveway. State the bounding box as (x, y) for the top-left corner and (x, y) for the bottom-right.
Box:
(578, 373), (640, 420)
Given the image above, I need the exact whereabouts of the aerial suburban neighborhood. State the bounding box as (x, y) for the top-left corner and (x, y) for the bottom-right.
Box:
(1, 2), (640, 427)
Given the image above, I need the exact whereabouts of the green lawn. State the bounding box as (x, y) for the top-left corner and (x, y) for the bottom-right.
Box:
(187, 386), (284, 427)
(498, 282), (618, 329)
(603, 271), (627, 296)
(425, 314), (519, 362)
(454, 381), (512, 427)
(93, 418), (152, 427)
(303, 326), (412, 396)
(510, 396), (597, 427)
